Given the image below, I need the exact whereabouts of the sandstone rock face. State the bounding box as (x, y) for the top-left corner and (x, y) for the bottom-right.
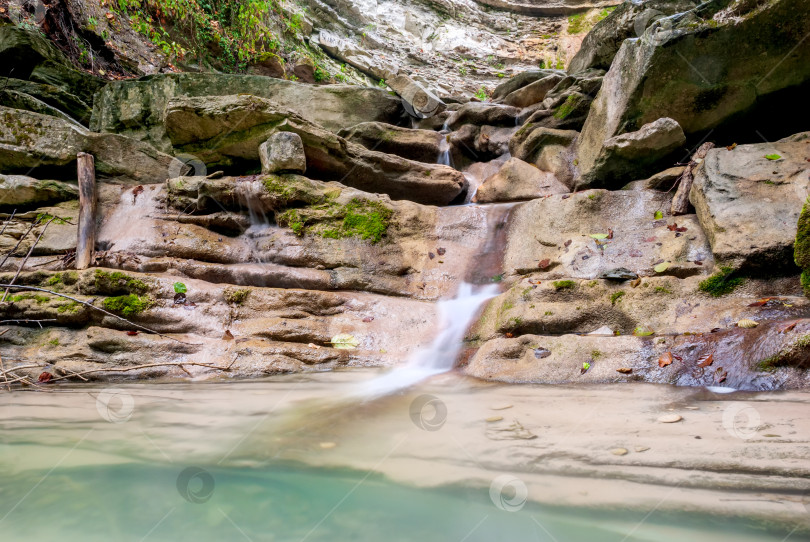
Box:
(502, 190), (711, 278)
(577, 117), (686, 189)
(260, 132), (306, 174)
(90, 73), (407, 151)
(164, 95), (465, 205)
(446, 102), (521, 130)
(385, 73), (446, 119)
(690, 137), (810, 273)
(567, 0), (698, 74)
(509, 126), (579, 188)
(339, 122), (443, 163)
(473, 157), (569, 203)
(0, 106), (178, 183)
(474, 0), (619, 16)
(0, 78), (93, 125)
(577, 0), (810, 187)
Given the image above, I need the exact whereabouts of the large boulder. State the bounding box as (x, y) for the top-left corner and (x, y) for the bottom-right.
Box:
(577, 117), (686, 189)
(567, 0), (698, 74)
(577, 0), (810, 187)
(90, 73), (408, 151)
(259, 132), (306, 174)
(445, 102), (520, 130)
(164, 95), (466, 205)
(0, 174), (78, 208)
(474, 0), (619, 16)
(473, 157), (569, 203)
(339, 122), (443, 163)
(0, 107), (179, 183)
(691, 136), (810, 274)
(502, 189), (711, 279)
(0, 78), (93, 125)
(509, 126), (579, 189)
(501, 73), (566, 108)
(491, 69), (565, 102)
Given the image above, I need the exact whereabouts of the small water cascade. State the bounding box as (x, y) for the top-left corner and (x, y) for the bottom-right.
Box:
(437, 131), (454, 168)
(357, 282), (499, 398)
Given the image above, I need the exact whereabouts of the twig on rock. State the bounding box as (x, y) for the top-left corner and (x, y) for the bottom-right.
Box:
(0, 284), (200, 345)
(0, 209), (16, 236)
(2, 216), (57, 302)
(0, 216), (42, 269)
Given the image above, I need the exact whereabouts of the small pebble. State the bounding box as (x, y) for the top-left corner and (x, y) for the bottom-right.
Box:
(634, 446), (650, 453)
(490, 404), (513, 411)
(485, 416), (504, 423)
(611, 448), (629, 456)
(319, 442), (336, 449)
(658, 414), (683, 423)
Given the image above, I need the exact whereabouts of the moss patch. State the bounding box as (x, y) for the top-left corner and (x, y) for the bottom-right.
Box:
(93, 270), (149, 295)
(554, 94), (580, 120)
(698, 266), (744, 297)
(279, 198), (393, 244)
(610, 291), (625, 305)
(553, 280), (576, 290)
(102, 294), (155, 316)
(756, 334), (810, 371)
(224, 288), (250, 305)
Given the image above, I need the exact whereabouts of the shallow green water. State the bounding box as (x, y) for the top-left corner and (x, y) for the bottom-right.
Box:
(0, 374), (806, 541)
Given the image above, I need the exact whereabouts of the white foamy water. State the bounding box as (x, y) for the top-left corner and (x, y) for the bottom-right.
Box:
(356, 282), (499, 398)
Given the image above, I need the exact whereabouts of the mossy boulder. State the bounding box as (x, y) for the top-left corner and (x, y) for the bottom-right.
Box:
(577, 0), (810, 187)
(795, 198), (810, 297)
(0, 174), (78, 209)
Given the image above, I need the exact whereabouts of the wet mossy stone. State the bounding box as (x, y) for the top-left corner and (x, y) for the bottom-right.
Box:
(795, 197), (810, 297)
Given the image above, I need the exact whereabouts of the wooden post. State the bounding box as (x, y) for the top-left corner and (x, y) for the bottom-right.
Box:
(76, 152), (96, 270)
(671, 142), (715, 216)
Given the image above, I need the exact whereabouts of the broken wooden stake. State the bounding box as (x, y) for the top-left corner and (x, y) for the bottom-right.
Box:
(76, 152), (96, 270)
(671, 142), (715, 216)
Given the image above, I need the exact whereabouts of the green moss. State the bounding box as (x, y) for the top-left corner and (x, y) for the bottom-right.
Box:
(280, 198), (393, 244)
(502, 300), (515, 311)
(553, 280), (576, 290)
(57, 301), (81, 313)
(554, 94), (580, 120)
(801, 270), (810, 298)
(698, 266), (744, 297)
(544, 310), (553, 316)
(654, 286), (673, 294)
(102, 294), (155, 316)
(224, 288), (250, 305)
(567, 13), (587, 33)
(756, 334), (810, 371)
(47, 338), (59, 346)
(591, 349), (602, 360)
(7, 294), (51, 303)
(93, 270), (149, 295)
(610, 291), (625, 305)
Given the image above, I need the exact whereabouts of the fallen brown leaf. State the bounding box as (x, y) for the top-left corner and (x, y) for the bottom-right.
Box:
(780, 321), (798, 333)
(537, 258), (551, 269)
(223, 330), (234, 341)
(362, 316), (374, 323)
(126, 331), (139, 336)
(630, 278), (641, 288)
(38, 372), (53, 383)
(726, 143), (737, 151)
(617, 367), (633, 374)
(505, 332), (514, 338)
(658, 352), (673, 368)
(696, 353), (714, 368)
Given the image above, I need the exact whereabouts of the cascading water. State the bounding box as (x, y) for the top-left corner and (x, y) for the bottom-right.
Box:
(437, 122), (454, 168)
(357, 282), (499, 398)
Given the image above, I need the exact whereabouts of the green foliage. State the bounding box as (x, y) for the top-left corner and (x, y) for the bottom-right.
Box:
(764, 154), (782, 161)
(474, 87), (487, 101)
(654, 210), (663, 220)
(57, 301), (81, 314)
(102, 294), (155, 316)
(279, 199), (393, 244)
(324, 199), (393, 243)
(596, 7), (616, 21)
(173, 282), (187, 294)
(699, 266), (744, 297)
(654, 286), (673, 294)
(7, 294), (51, 304)
(553, 280), (576, 290)
(567, 13), (586, 33)
(610, 291), (625, 305)
(110, 0), (308, 71)
(47, 338), (59, 346)
(591, 350), (602, 360)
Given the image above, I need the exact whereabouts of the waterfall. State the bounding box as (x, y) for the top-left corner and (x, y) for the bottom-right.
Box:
(437, 122), (454, 168)
(356, 282), (499, 398)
